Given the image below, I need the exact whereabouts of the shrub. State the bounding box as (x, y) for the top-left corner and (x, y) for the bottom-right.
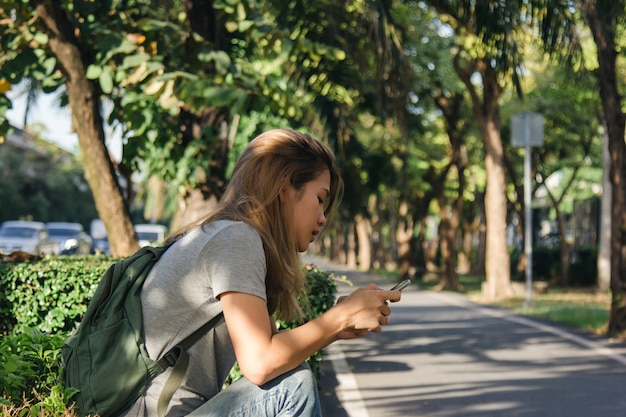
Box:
(0, 256), (341, 413)
(284, 264), (342, 379)
(0, 256), (112, 335)
(532, 246), (561, 281)
(0, 328), (77, 413)
(569, 246), (598, 287)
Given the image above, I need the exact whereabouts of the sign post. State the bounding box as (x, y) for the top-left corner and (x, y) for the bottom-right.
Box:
(511, 113), (544, 307)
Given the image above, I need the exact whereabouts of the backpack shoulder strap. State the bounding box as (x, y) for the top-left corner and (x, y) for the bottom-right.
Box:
(155, 312), (225, 417)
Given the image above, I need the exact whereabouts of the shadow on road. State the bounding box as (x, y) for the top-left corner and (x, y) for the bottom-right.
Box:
(308, 255), (626, 417)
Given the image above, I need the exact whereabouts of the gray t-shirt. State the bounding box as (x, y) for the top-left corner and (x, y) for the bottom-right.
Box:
(123, 220), (267, 416)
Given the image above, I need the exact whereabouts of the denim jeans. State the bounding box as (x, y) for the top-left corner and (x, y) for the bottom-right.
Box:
(187, 363), (322, 417)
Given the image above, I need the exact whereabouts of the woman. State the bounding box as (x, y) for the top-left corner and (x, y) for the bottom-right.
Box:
(126, 129), (402, 416)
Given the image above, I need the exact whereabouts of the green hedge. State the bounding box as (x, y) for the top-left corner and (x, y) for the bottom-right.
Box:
(509, 246), (598, 286)
(0, 255), (111, 335)
(569, 247), (598, 286)
(0, 254), (341, 414)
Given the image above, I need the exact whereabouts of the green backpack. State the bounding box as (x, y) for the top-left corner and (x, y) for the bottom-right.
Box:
(61, 245), (223, 417)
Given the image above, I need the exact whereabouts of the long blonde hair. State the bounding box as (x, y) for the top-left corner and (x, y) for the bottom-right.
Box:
(169, 129), (343, 321)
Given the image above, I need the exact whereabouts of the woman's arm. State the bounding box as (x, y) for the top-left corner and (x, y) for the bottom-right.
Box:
(220, 285), (400, 385)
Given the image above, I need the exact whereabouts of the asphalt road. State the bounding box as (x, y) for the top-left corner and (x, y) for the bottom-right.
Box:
(303, 255), (626, 417)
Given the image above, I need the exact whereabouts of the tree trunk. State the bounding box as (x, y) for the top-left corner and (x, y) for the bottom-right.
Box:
(34, 0), (138, 257)
(331, 217), (345, 263)
(395, 204), (414, 279)
(457, 222), (473, 274)
(429, 89), (468, 291)
(456, 59), (512, 299)
(582, 2), (626, 337)
(471, 190), (487, 275)
(557, 213), (571, 286)
(598, 130), (611, 292)
(481, 120), (513, 298)
(355, 214), (372, 271)
(171, 0), (231, 231)
(171, 186), (218, 232)
(481, 111), (513, 298)
(560, 244), (571, 286)
(346, 220), (357, 269)
(436, 214), (462, 291)
(372, 193), (386, 270)
(423, 236), (439, 272)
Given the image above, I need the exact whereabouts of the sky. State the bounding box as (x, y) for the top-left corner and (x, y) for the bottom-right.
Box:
(5, 84), (122, 160)
(6, 88), (79, 152)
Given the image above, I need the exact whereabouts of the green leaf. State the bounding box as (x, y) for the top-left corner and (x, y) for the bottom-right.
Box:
(32, 32), (48, 46)
(238, 20), (254, 32)
(41, 57), (57, 75)
(85, 65), (102, 80)
(135, 18), (181, 32)
(99, 68), (114, 94)
(202, 87), (243, 108)
(120, 53), (150, 70)
(103, 39), (138, 63)
(197, 50), (231, 74)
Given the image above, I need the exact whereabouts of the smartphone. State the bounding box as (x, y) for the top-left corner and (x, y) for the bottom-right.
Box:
(390, 279), (411, 291)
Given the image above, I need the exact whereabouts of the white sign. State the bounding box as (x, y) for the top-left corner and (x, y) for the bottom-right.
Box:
(511, 112), (544, 147)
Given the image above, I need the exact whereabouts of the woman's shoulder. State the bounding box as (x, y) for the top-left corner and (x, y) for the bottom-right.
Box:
(199, 220), (263, 253)
(169, 220), (265, 269)
(208, 219), (260, 239)
(202, 220), (265, 268)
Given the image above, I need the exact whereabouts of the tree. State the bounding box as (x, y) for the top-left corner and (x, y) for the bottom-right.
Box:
(535, 0), (626, 336)
(0, 0), (359, 256)
(284, 0), (415, 269)
(422, 0), (607, 300)
(1, 0), (143, 256)
(425, 0), (529, 299)
(399, 1), (482, 290)
(576, 0), (626, 337)
(502, 60), (603, 286)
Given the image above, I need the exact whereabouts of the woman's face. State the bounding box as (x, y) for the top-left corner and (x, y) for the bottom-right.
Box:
(285, 170), (331, 252)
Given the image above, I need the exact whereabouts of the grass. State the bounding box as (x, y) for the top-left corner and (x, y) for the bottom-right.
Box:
(467, 277), (611, 336)
(409, 271), (613, 337)
(480, 290), (611, 335)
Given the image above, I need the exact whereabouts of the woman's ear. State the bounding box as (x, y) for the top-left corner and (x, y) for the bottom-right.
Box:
(280, 186), (295, 205)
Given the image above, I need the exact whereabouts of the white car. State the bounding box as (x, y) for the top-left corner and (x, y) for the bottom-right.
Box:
(134, 224), (168, 247)
(90, 219), (110, 255)
(0, 220), (60, 255)
(46, 222), (93, 255)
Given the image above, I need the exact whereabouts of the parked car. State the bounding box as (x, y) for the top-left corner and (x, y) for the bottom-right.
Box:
(0, 220), (60, 255)
(92, 236), (110, 255)
(135, 224), (168, 247)
(46, 222), (93, 255)
(90, 219), (110, 255)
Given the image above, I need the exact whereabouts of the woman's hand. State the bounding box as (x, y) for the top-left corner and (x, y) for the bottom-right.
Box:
(333, 283), (401, 338)
(336, 328), (370, 340)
